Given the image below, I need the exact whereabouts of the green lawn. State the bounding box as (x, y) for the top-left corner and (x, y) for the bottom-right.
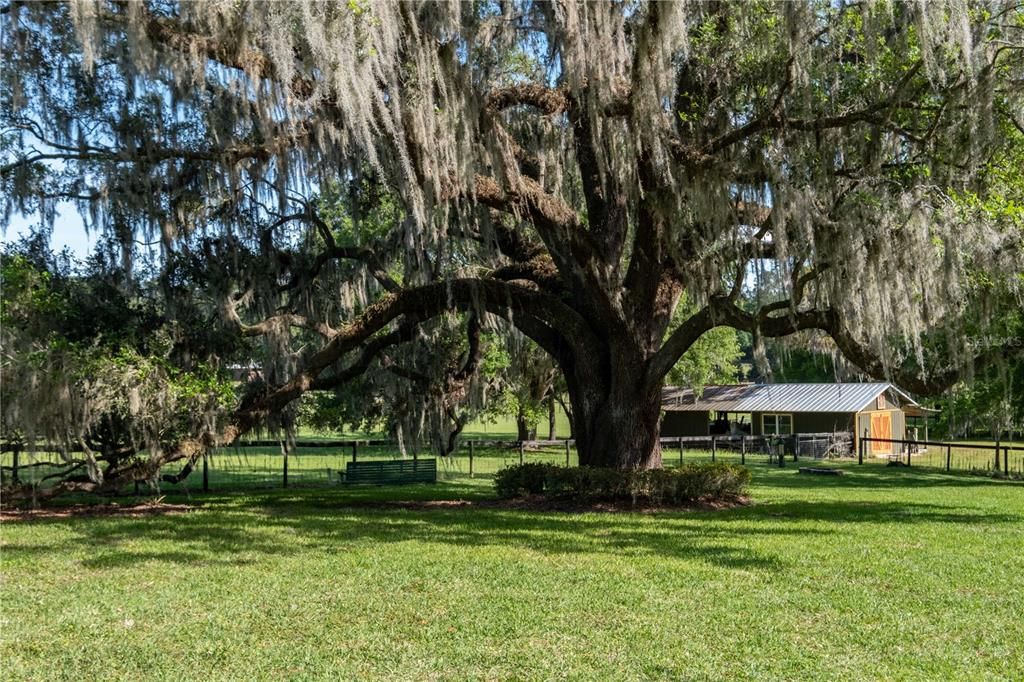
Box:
(2, 462), (1023, 680)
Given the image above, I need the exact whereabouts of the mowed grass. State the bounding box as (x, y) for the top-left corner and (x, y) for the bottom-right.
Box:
(2, 463), (1023, 681)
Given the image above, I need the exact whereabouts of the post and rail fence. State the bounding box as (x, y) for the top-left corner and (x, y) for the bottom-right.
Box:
(859, 437), (1024, 475)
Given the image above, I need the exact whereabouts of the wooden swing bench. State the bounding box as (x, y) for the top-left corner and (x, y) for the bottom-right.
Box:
(340, 458), (437, 485)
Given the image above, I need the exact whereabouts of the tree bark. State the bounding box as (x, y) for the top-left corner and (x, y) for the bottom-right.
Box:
(562, 337), (666, 470)
(567, 380), (664, 469)
(547, 397), (557, 440)
(516, 408), (537, 441)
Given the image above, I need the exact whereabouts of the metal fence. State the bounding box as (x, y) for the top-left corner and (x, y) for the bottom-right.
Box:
(0, 439), (582, 494)
(163, 432), (855, 491)
(657, 432), (854, 466)
(3, 432), (1019, 495)
(2, 433), (848, 492)
(183, 439), (582, 490)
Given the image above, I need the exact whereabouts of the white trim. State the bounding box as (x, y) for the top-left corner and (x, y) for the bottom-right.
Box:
(762, 412), (794, 436)
(853, 384), (925, 414)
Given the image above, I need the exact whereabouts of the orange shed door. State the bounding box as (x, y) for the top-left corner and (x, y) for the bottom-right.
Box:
(870, 413), (892, 454)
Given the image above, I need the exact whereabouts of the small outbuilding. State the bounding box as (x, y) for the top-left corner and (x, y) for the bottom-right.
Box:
(661, 382), (936, 456)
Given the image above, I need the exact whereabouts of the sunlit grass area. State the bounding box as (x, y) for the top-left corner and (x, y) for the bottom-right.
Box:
(2, 462), (1022, 680)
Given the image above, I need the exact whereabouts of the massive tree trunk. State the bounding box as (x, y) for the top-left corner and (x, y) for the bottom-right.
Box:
(569, 377), (664, 469)
(560, 331), (670, 469)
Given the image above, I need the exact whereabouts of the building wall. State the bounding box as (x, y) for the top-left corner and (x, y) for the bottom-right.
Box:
(750, 411), (855, 435)
(751, 412), (763, 436)
(661, 411), (709, 437)
(856, 409), (906, 456)
(796, 412), (855, 433)
(663, 406), (906, 447)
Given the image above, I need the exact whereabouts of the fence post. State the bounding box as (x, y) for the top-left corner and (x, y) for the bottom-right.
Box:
(994, 440), (1000, 472)
(202, 451), (209, 492)
(469, 440), (474, 477)
(678, 437), (683, 466)
(711, 436), (717, 462)
(740, 435), (746, 465)
(351, 441), (358, 464)
(565, 439), (571, 467)
(283, 445), (289, 489)
(945, 444), (951, 472)
(906, 440), (911, 467)
(1004, 447), (1009, 475)
(11, 444), (19, 484)
(794, 436), (800, 462)
(858, 438), (864, 465)
(519, 441), (525, 465)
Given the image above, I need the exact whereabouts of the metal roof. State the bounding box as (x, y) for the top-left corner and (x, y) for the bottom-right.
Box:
(661, 382), (924, 414)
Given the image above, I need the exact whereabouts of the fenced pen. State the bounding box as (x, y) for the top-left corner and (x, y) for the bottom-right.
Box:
(1, 432), (1021, 495)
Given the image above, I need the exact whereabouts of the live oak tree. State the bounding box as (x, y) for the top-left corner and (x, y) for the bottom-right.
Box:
(2, 1), (1023, 494)
(0, 235), (240, 493)
(933, 124), (1024, 440)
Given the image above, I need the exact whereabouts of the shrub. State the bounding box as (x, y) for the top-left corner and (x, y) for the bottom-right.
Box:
(493, 462), (551, 498)
(493, 462), (750, 505)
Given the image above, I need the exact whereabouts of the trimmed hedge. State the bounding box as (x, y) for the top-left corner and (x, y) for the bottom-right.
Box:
(494, 462), (750, 505)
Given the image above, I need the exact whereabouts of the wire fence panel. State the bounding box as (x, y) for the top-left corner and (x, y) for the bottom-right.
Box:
(0, 449), (69, 491)
(3, 434), (1021, 495)
(657, 435), (846, 468)
(0, 436), (828, 493)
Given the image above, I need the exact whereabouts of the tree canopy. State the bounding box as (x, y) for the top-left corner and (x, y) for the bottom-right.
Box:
(2, 0), (1023, 493)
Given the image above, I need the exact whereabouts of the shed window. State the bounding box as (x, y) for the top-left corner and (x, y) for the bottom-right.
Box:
(762, 413), (793, 435)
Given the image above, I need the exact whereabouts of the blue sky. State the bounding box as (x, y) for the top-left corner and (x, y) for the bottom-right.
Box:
(4, 203), (94, 258)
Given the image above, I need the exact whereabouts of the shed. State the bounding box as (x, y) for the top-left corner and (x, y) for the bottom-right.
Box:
(661, 382), (936, 456)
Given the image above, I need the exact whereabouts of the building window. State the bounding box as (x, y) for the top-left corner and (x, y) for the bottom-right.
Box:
(762, 413), (793, 435)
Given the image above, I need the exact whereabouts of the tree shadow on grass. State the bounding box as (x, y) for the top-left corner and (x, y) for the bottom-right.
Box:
(16, 490), (1010, 578)
(80, 549), (264, 569)
(735, 499), (1021, 525)
(42, 500), (801, 572)
(8, 468), (1020, 575)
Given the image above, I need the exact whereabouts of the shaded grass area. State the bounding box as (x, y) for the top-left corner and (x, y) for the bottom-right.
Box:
(2, 463), (1023, 680)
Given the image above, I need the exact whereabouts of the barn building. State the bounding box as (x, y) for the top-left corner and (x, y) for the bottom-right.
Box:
(661, 383), (936, 456)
